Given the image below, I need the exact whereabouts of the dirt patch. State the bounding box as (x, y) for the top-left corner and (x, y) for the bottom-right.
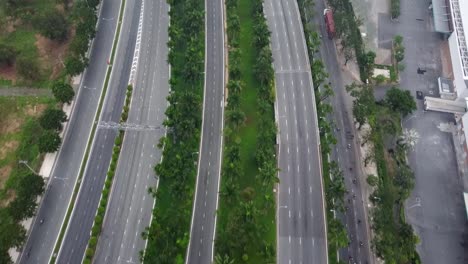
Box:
(0, 140), (19, 160)
(24, 103), (47, 117)
(35, 32), (72, 80)
(0, 165), (13, 190)
(0, 117), (22, 134)
(0, 64), (17, 84)
(384, 149), (396, 178)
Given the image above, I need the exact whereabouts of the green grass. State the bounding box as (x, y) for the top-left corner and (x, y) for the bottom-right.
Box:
(237, 0), (259, 190)
(216, 0), (276, 261)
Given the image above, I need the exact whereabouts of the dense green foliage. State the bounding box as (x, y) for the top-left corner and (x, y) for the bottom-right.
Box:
(33, 10), (69, 41)
(83, 85), (133, 262)
(327, 0), (376, 81)
(391, 0), (401, 19)
(297, 0), (349, 262)
(393, 35), (405, 62)
(215, 0), (276, 262)
(385, 87), (416, 117)
(141, 0), (204, 262)
(347, 83), (420, 263)
(51, 80), (75, 104)
(38, 129), (61, 153)
(39, 107), (67, 131)
(0, 42), (16, 66)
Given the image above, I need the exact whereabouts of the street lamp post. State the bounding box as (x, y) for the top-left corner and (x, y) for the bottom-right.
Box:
(19, 160), (38, 175)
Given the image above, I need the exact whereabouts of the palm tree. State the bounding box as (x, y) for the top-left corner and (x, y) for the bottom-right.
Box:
(214, 254), (234, 264)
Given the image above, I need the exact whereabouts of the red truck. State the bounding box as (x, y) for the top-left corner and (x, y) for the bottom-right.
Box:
(324, 8), (335, 39)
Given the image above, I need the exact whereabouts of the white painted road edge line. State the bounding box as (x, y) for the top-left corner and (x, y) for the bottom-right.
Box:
(292, 0), (329, 262)
(210, 0), (226, 260)
(81, 1), (146, 263)
(185, 0), (209, 260)
(52, 0), (127, 262)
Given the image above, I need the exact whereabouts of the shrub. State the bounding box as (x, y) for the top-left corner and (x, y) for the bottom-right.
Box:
(34, 10), (69, 41)
(89, 236), (97, 247)
(367, 174), (378, 186)
(16, 56), (40, 81)
(85, 248), (94, 258)
(391, 0), (400, 19)
(0, 43), (16, 66)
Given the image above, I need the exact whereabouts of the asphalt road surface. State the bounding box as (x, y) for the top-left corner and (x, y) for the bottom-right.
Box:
(18, 0), (120, 263)
(185, 0), (225, 262)
(55, 0), (142, 263)
(264, 0), (328, 263)
(92, 0), (169, 263)
(308, 0), (374, 262)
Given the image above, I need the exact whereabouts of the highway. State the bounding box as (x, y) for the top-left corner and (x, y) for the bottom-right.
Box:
(18, 0), (120, 263)
(185, 0), (225, 261)
(55, 0), (143, 262)
(92, 0), (170, 262)
(310, 0), (374, 262)
(264, 0), (328, 263)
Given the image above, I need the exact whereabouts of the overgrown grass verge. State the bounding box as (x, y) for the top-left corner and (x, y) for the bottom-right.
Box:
(214, 0), (277, 262)
(82, 85), (133, 264)
(140, 0), (205, 262)
(297, 0), (349, 262)
(346, 83), (420, 263)
(49, 0), (126, 262)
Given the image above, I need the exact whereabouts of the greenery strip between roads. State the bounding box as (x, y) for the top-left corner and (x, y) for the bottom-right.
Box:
(83, 84), (133, 263)
(50, 0), (127, 262)
(214, 0), (277, 262)
(297, 0), (349, 262)
(140, 0), (205, 262)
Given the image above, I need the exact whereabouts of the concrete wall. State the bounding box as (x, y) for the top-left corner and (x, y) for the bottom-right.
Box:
(449, 32), (468, 99)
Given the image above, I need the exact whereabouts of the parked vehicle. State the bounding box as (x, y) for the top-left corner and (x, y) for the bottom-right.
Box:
(324, 8), (335, 39)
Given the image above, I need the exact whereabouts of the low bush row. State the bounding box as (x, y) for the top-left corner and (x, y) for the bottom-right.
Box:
(83, 84), (133, 263)
(140, 0), (205, 262)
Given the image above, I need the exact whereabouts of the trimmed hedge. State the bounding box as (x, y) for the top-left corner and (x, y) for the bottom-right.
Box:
(83, 84), (133, 262)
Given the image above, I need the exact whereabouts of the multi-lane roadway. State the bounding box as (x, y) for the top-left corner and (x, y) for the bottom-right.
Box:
(55, 0), (142, 262)
(264, 0), (328, 263)
(185, 0), (225, 262)
(18, 0), (121, 262)
(93, 0), (169, 262)
(309, 0), (374, 262)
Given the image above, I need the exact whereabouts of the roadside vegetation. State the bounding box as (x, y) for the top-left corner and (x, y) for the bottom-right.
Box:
(0, 96), (59, 263)
(297, 0), (349, 262)
(391, 0), (401, 19)
(140, 0), (204, 262)
(0, 1), (102, 263)
(0, 0), (99, 86)
(347, 83), (420, 263)
(327, 0), (376, 82)
(214, 0), (276, 262)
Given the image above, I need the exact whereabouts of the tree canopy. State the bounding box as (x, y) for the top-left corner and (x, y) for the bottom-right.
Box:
(38, 130), (61, 153)
(52, 81), (75, 104)
(39, 108), (67, 130)
(385, 87), (416, 117)
(34, 10), (69, 41)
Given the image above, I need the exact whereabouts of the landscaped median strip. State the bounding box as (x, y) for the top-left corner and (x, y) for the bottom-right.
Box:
(83, 84), (133, 264)
(214, 0), (277, 261)
(49, 0), (127, 262)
